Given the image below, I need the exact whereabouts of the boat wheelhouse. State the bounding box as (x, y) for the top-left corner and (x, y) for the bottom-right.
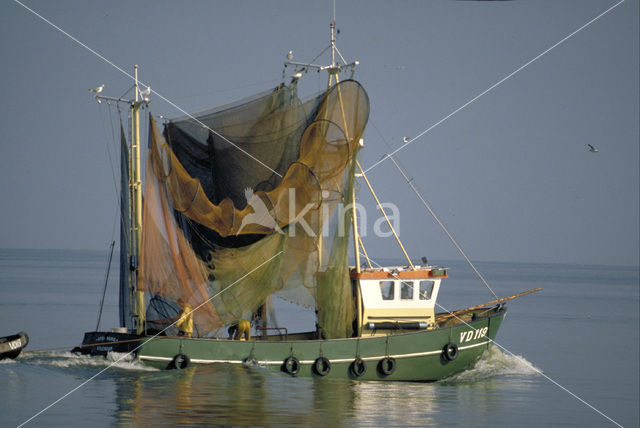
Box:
(353, 266), (447, 335)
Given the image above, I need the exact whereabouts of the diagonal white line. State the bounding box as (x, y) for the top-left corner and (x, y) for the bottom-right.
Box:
(386, 154), (499, 299)
(432, 301), (624, 428)
(13, 0), (282, 178)
(360, 253), (623, 427)
(363, 0), (626, 174)
(17, 251), (284, 427)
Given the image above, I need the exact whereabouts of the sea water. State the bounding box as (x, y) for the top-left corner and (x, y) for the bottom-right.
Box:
(0, 249), (638, 427)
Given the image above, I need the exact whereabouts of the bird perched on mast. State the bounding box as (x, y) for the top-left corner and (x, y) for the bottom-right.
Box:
(89, 84), (104, 94)
(139, 85), (151, 101)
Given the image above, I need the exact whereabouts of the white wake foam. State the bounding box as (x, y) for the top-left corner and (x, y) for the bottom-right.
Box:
(445, 345), (540, 382)
(17, 351), (157, 371)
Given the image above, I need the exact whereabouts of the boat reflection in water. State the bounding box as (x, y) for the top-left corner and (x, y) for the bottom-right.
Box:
(112, 347), (536, 426)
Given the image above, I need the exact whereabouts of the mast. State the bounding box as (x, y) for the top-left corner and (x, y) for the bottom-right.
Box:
(132, 65), (145, 334)
(284, 19), (364, 336)
(93, 66), (147, 334)
(284, 20), (361, 273)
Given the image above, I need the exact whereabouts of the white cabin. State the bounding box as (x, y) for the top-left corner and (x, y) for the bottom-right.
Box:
(351, 266), (447, 336)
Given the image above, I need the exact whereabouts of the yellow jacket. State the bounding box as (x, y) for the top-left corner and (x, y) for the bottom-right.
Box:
(177, 304), (193, 335)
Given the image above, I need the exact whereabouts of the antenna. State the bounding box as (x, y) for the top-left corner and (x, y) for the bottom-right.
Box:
(333, 0), (336, 23)
(283, 14), (358, 80)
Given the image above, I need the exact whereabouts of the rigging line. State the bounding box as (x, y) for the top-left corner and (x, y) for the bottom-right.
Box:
(387, 154), (499, 300)
(302, 44), (332, 71)
(433, 300), (623, 428)
(13, 0), (282, 179)
(98, 103), (125, 257)
(103, 104), (125, 248)
(369, 119), (414, 182)
(173, 77), (281, 100)
(96, 240), (116, 331)
(362, 0), (626, 174)
(117, 118), (132, 254)
(119, 84), (135, 101)
(97, 102), (119, 201)
(355, 160), (414, 269)
(17, 250), (284, 428)
(361, 255), (623, 428)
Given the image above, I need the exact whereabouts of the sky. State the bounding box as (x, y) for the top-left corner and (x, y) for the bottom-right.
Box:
(1, 0), (638, 266)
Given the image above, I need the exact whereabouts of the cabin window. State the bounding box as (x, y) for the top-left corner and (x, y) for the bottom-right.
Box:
(419, 280), (435, 300)
(400, 281), (414, 300)
(379, 281), (395, 300)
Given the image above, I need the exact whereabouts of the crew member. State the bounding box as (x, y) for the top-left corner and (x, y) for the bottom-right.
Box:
(176, 298), (193, 338)
(228, 319), (251, 340)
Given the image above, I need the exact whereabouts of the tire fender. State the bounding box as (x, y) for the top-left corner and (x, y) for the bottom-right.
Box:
(350, 357), (367, 377)
(313, 357), (331, 376)
(443, 343), (458, 361)
(378, 357), (396, 376)
(282, 356), (300, 375)
(171, 353), (190, 370)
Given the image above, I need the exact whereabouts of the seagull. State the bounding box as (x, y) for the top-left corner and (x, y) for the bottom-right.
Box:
(587, 144), (599, 153)
(139, 86), (151, 97)
(287, 50), (293, 61)
(403, 136), (410, 143)
(89, 84), (104, 93)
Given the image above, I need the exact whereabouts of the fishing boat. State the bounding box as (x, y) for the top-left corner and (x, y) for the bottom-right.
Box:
(77, 21), (534, 380)
(0, 332), (29, 360)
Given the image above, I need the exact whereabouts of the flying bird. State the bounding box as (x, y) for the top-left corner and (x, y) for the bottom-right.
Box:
(89, 84), (104, 93)
(587, 144), (599, 153)
(403, 137), (410, 143)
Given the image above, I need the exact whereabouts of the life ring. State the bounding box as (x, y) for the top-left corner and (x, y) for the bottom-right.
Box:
(282, 356), (300, 375)
(378, 357), (396, 376)
(171, 353), (190, 370)
(443, 343), (458, 361)
(350, 357), (367, 377)
(313, 357), (331, 376)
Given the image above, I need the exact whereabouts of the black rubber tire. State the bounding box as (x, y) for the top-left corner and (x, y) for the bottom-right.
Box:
(313, 357), (331, 376)
(282, 356), (300, 375)
(443, 343), (458, 361)
(171, 353), (190, 369)
(378, 357), (396, 376)
(350, 357), (367, 377)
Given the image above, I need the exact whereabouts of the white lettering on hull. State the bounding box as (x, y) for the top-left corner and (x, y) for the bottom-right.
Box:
(459, 327), (488, 343)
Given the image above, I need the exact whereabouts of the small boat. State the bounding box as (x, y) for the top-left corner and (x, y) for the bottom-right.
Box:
(0, 332), (29, 360)
(77, 20), (538, 380)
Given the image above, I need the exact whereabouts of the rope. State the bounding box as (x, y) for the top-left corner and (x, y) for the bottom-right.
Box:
(386, 154), (499, 300)
(96, 240), (116, 331)
(356, 160), (414, 269)
(97, 102), (120, 207)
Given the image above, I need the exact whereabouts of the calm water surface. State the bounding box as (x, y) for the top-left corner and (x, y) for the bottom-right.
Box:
(1, 249), (638, 427)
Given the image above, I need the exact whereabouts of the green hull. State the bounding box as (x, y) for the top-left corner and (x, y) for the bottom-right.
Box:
(137, 307), (506, 381)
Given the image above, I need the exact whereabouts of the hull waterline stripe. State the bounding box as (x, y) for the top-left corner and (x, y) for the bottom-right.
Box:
(138, 340), (490, 365)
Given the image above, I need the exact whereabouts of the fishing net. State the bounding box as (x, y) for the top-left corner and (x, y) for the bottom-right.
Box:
(139, 80), (369, 338)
